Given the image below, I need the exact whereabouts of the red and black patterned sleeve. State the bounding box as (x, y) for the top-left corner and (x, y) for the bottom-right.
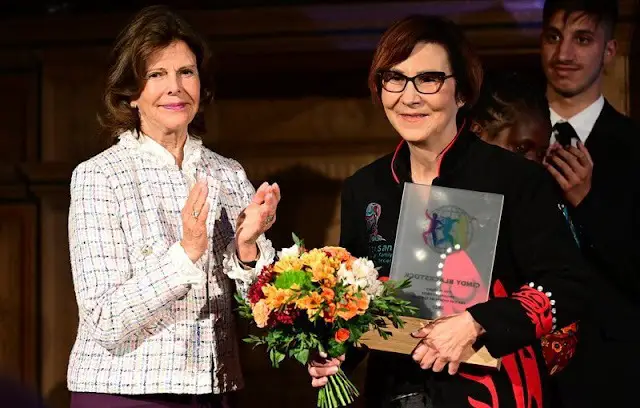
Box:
(467, 166), (592, 357)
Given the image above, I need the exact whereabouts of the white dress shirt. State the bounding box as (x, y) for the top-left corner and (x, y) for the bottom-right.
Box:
(550, 95), (605, 146)
(67, 130), (275, 395)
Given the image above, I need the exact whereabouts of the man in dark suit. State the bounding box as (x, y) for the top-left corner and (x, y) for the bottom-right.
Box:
(540, 1), (640, 406)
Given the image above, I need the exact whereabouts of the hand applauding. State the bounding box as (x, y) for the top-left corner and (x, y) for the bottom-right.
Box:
(180, 180), (210, 262)
(544, 142), (594, 207)
(235, 182), (281, 261)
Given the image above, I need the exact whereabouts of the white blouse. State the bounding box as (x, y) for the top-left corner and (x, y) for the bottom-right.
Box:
(67, 130), (274, 395)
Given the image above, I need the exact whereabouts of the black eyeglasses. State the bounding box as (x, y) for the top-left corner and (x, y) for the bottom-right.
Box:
(378, 70), (454, 94)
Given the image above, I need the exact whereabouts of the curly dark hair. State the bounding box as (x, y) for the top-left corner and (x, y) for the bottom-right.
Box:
(99, 5), (214, 137)
(471, 71), (550, 139)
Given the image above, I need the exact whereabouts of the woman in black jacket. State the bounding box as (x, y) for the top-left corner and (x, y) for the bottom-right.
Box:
(308, 15), (590, 408)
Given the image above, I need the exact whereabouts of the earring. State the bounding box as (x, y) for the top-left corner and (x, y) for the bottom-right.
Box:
(130, 102), (138, 109)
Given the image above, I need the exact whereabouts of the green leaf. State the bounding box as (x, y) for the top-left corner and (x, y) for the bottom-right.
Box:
(269, 348), (286, 368)
(291, 232), (304, 248)
(327, 339), (347, 358)
(293, 348), (310, 365)
(243, 335), (264, 345)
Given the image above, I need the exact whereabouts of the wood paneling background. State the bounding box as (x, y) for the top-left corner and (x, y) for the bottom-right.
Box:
(0, 1), (636, 407)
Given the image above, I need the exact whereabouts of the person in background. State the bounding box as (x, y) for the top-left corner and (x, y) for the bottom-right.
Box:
(66, 6), (280, 408)
(309, 15), (590, 408)
(470, 70), (580, 377)
(540, 1), (640, 406)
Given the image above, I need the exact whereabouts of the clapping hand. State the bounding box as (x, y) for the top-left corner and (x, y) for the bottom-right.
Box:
(544, 142), (593, 207)
(235, 182), (281, 261)
(180, 180), (210, 262)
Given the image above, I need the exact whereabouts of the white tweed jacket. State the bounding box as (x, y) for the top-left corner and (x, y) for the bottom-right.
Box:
(67, 130), (274, 395)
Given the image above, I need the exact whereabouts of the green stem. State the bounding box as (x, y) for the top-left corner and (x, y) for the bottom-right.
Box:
(317, 388), (324, 408)
(328, 382), (337, 408)
(339, 370), (359, 395)
(316, 368), (360, 408)
(334, 374), (353, 403)
(329, 375), (347, 406)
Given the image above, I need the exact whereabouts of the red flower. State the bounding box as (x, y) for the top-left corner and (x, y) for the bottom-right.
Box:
(248, 265), (274, 304)
(334, 328), (350, 343)
(379, 277), (389, 282)
(267, 304), (300, 327)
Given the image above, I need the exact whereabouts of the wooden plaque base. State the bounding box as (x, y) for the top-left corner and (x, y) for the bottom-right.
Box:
(358, 316), (501, 369)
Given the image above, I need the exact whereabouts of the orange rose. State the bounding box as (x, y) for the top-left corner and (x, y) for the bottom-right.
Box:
(334, 328), (350, 343)
(379, 276), (389, 282)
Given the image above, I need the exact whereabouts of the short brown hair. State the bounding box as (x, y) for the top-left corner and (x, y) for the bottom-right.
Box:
(543, 0), (618, 40)
(100, 5), (214, 137)
(368, 15), (483, 113)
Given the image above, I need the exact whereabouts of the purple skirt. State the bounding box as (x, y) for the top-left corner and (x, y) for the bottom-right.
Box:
(70, 392), (235, 408)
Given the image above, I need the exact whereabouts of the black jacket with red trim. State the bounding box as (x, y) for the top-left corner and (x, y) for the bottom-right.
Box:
(340, 125), (591, 408)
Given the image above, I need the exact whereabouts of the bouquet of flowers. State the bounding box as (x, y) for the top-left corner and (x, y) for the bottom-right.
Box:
(235, 234), (417, 408)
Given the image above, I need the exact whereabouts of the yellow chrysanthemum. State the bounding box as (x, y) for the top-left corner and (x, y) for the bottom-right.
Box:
(300, 249), (328, 268)
(300, 249), (338, 286)
(273, 257), (304, 273)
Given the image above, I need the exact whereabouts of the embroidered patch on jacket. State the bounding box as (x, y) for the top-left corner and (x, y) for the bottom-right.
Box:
(365, 202), (386, 242)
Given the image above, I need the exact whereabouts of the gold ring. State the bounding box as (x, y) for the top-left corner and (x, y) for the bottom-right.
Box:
(265, 214), (274, 224)
(192, 210), (200, 218)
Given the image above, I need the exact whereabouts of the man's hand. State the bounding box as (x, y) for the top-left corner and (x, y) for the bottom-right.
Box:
(544, 142), (594, 207)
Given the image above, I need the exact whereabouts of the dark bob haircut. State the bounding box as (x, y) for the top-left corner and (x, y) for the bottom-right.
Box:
(368, 15), (483, 113)
(99, 5), (214, 137)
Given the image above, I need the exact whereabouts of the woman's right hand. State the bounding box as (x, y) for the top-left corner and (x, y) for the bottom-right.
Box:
(307, 352), (345, 387)
(180, 180), (210, 262)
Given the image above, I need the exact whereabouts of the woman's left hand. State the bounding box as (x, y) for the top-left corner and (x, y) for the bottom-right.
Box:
(235, 182), (281, 261)
(411, 311), (484, 375)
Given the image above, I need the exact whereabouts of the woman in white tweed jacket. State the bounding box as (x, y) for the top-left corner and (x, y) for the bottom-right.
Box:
(67, 6), (278, 408)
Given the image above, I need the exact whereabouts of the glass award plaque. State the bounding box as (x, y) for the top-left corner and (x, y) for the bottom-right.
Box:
(390, 183), (504, 320)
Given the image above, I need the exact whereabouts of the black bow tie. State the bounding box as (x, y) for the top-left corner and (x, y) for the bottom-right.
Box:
(553, 122), (579, 147)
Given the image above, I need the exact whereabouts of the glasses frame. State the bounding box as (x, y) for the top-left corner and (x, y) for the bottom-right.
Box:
(377, 70), (454, 95)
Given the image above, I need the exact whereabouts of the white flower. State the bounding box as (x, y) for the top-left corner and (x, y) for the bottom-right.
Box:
(277, 243), (300, 259)
(338, 258), (378, 290)
(364, 274), (384, 297)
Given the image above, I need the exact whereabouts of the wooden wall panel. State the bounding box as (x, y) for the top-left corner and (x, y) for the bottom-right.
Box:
(33, 189), (76, 408)
(41, 61), (107, 163)
(604, 55), (631, 116)
(0, 205), (37, 386)
(215, 98), (394, 146)
(0, 69), (38, 163)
